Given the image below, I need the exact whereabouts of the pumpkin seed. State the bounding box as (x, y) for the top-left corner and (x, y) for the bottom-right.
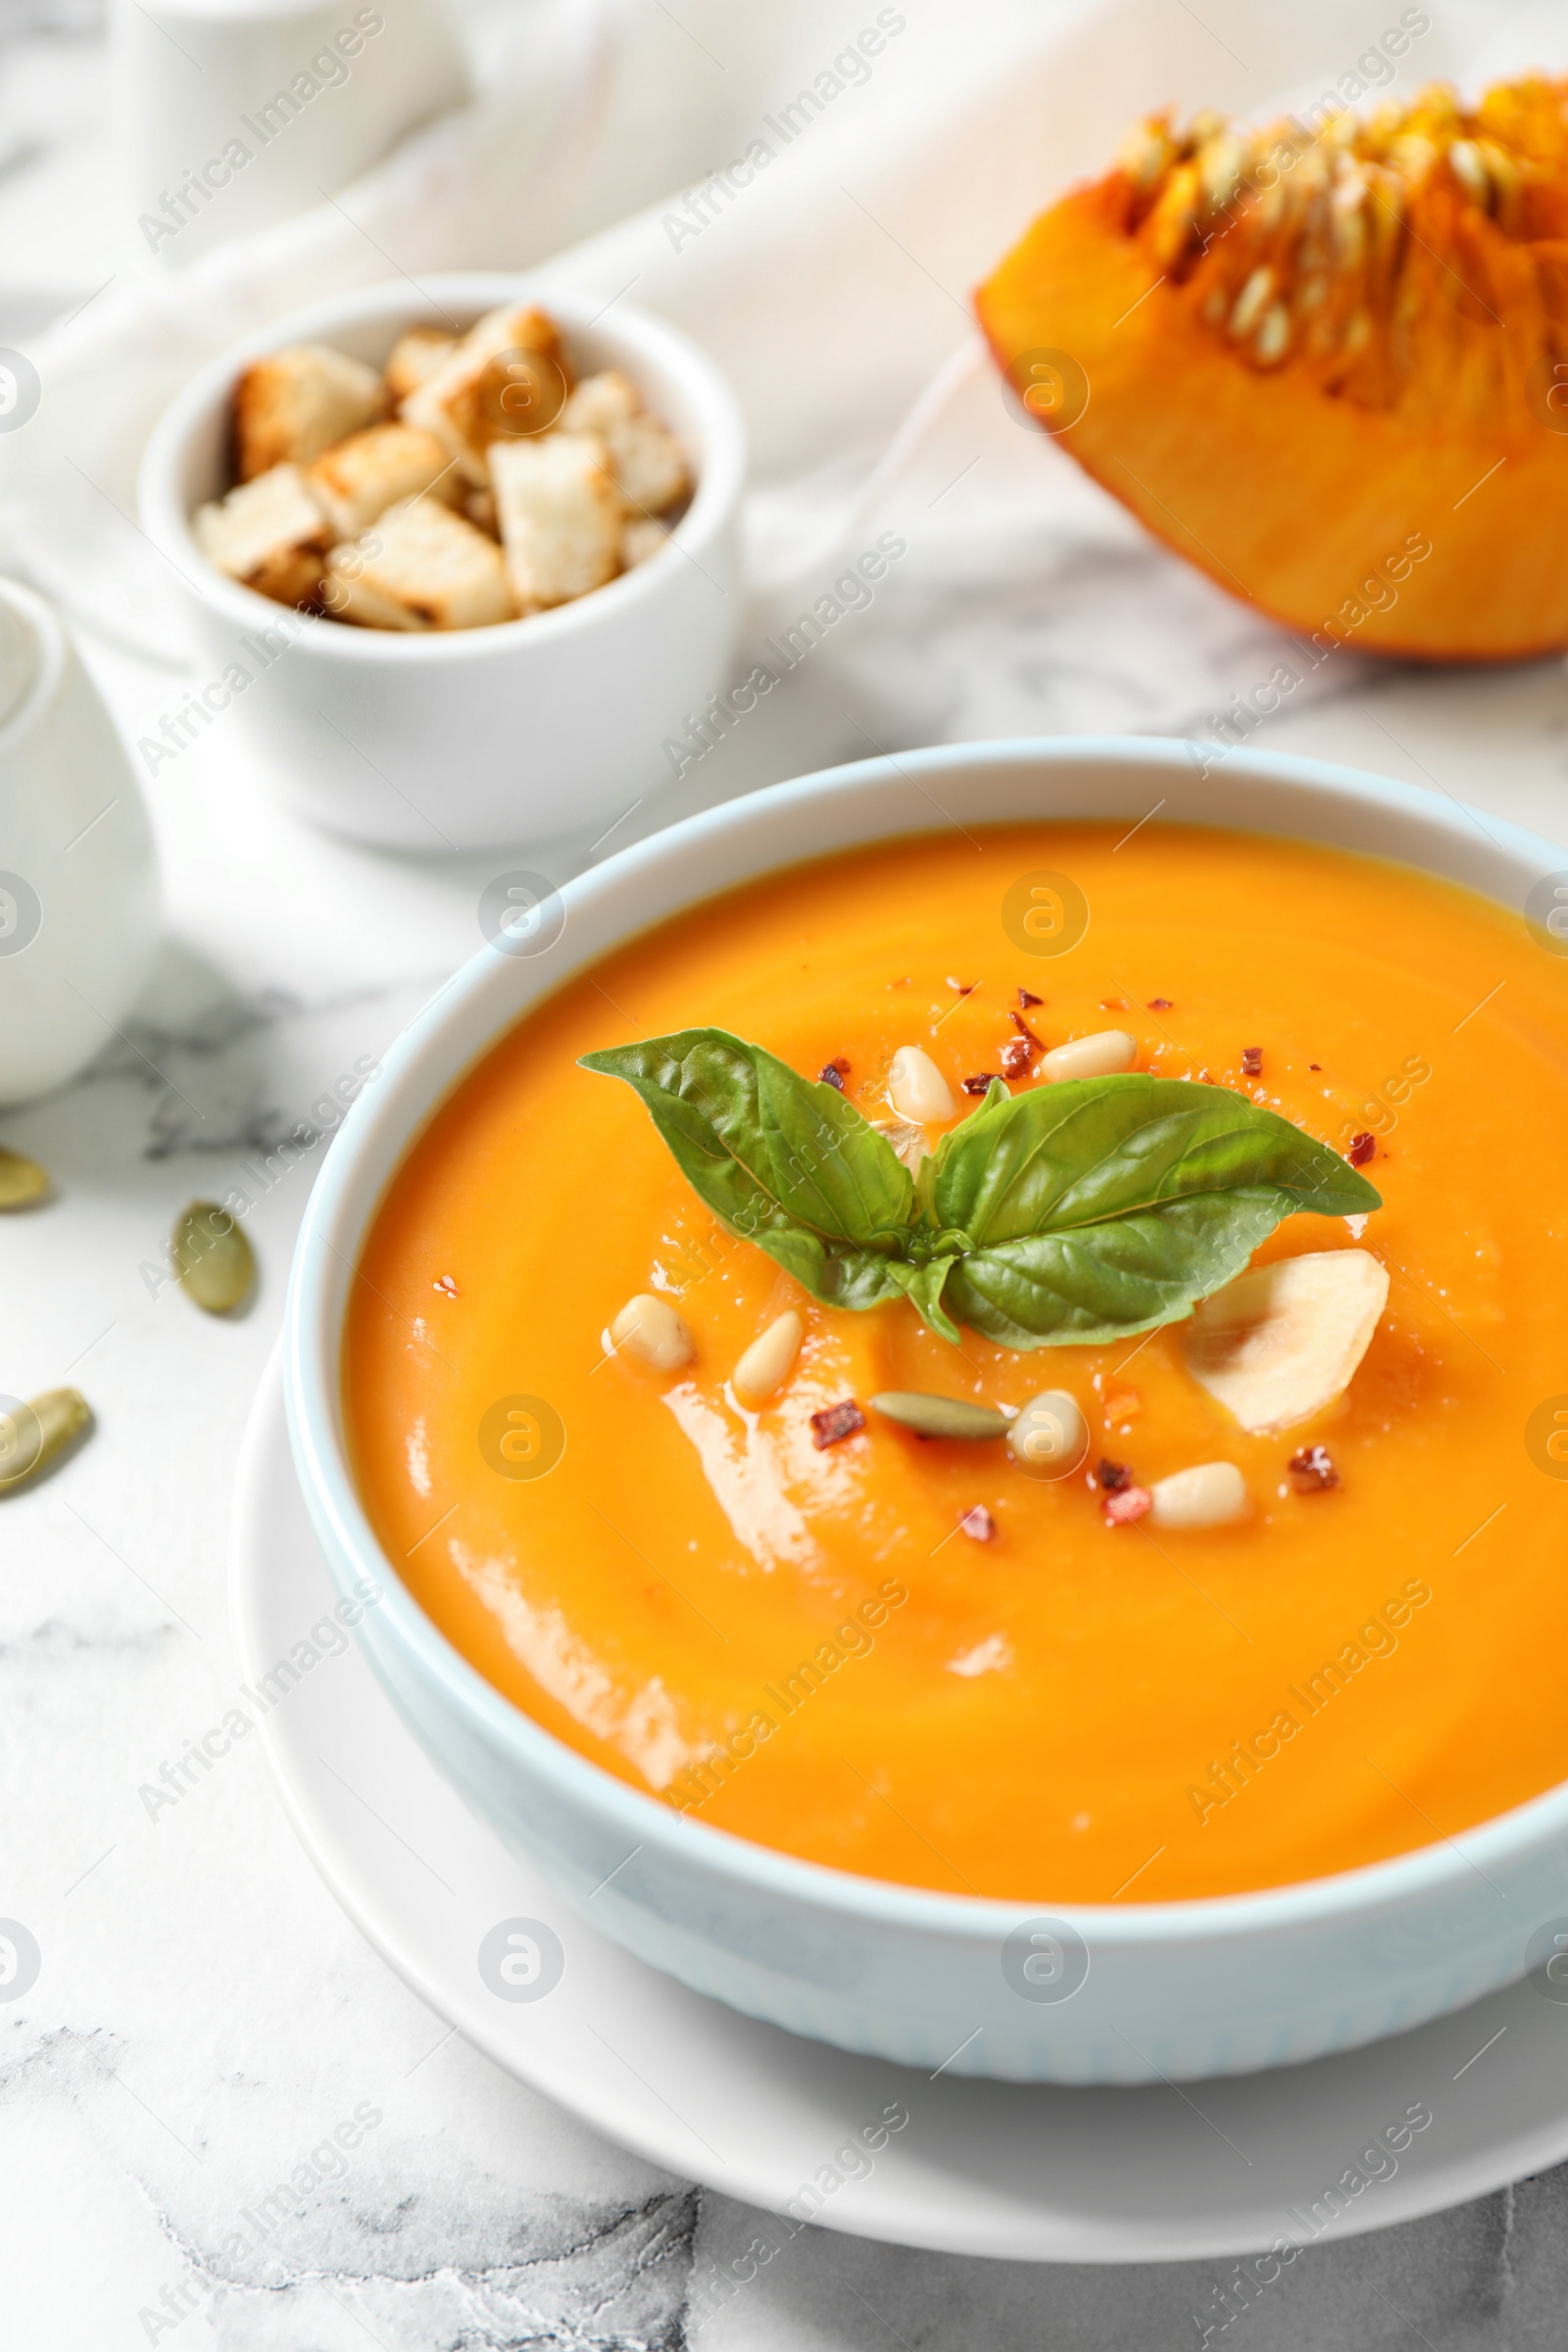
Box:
(0, 1386), (91, 1492)
(0, 1147), (48, 1209)
(1113, 116), (1167, 188)
(1253, 304), (1291, 367)
(172, 1200), (255, 1314)
(1228, 266), (1276, 340)
(1447, 137), (1489, 207)
(870, 1391), (1008, 1441)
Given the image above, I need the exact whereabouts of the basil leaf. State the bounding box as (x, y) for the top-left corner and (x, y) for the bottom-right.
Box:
(753, 1041), (913, 1240)
(945, 1188), (1291, 1349)
(582, 1032), (1383, 1353)
(934, 1073), (1378, 1245)
(578, 1030), (913, 1312)
(755, 1227), (917, 1314)
(886, 1254), (963, 1346)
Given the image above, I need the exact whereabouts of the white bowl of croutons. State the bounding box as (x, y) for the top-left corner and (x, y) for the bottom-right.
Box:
(139, 276), (745, 853)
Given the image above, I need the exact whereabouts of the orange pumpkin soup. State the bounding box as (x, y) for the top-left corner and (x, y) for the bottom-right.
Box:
(343, 823), (1568, 1901)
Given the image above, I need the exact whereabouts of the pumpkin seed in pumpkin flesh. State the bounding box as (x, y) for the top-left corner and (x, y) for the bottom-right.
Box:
(172, 1200), (255, 1313)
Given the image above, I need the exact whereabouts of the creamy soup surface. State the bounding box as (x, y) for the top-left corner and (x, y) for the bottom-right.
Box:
(344, 824), (1568, 1900)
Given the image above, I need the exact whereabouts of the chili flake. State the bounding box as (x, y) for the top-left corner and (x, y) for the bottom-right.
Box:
(1103, 1484), (1152, 1526)
(999, 1037), (1035, 1078)
(962, 1072), (1003, 1096)
(947, 977), (977, 996)
(1009, 1007), (1043, 1047)
(1348, 1131), (1377, 1166)
(810, 1398), (865, 1448)
(1017, 988), (1044, 1008)
(1148, 997), (1172, 1010)
(1288, 1444), (1340, 1493)
(818, 1056), (850, 1090)
(958, 1504), (998, 1543)
(1241, 1046), (1263, 1075)
(433, 1274), (461, 1297)
(1097, 1458), (1132, 1492)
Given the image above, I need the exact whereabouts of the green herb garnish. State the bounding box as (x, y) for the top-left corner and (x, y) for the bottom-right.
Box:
(579, 1029), (1382, 1350)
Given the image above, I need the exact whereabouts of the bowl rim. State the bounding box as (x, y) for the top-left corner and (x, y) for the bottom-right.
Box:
(136, 271), (748, 660)
(285, 733), (1568, 1946)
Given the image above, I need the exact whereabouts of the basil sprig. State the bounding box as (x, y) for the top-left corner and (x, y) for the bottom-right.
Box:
(579, 1029), (1381, 1349)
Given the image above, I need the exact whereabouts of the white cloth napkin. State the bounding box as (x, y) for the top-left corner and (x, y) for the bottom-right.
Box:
(0, 0), (1547, 830)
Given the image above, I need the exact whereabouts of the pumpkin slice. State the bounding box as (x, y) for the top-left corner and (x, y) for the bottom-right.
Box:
(976, 78), (1568, 661)
(1184, 1249), (1390, 1435)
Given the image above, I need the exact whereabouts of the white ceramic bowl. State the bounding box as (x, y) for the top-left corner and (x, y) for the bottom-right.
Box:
(281, 738), (1568, 2083)
(138, 275), (745, 853)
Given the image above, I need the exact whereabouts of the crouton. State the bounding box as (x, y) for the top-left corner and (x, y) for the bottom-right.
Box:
(193, 464), (330, 607)
(382, 326), (458, 407)
(620, 515), (669, 568)
(466, 485), (499, 537)
(466, 348), (573, 451)
(401, 305), (571, 484)
(560, 369), (690, 515)
(232, 343), (383, 480)
(321, 498), (514, 631)
(305, 422), (461, 538)
(490, 432), (621, 611)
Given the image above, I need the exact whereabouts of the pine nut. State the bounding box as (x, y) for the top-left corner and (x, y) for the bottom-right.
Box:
(1148, 1460), (1249, 1529)
(732, 1308), (803, 1406)
(1042, 1030), (1136, 1083)
(611, 1293), (694, 1371)
(1007, 1388), (1088, 1476)
(889, 1045), (956, 1123)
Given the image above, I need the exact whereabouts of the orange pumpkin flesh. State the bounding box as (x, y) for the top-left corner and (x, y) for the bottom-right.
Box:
(976, 79), (1568, 662)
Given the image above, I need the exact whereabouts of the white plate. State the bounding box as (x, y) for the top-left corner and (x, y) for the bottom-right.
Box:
(232, 1344), (1568, 2262)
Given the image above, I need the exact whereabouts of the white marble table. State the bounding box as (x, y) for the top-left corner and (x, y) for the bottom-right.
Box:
(7, 5), (1568, 2346)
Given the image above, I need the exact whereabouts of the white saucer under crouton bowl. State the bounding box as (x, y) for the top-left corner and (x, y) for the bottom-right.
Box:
(138, 276), (745, 853)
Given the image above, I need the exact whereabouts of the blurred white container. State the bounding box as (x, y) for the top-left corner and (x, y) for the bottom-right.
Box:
(111, 0), (471, 269)
(0, 582), (160, 1106)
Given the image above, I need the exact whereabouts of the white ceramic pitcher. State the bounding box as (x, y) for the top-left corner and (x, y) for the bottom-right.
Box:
(0, 581), (161, 1106)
